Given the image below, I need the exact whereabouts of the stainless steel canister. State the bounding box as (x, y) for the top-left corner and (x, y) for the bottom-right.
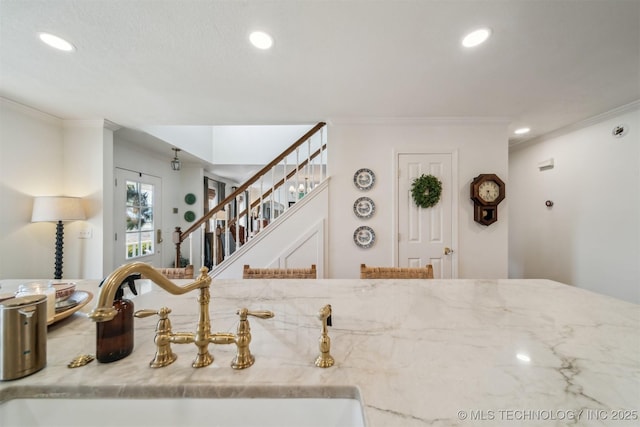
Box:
(0, 294), (47, 381)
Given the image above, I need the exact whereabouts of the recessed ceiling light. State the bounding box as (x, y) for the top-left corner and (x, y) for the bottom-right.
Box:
(462, 28), (491, 48)
(38, 32), (76, 52)
(514, 127), (531, 135)
(249, 31), (273, 50)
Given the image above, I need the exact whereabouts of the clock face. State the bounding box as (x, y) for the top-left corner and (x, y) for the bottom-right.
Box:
(478, 181), (500, 203)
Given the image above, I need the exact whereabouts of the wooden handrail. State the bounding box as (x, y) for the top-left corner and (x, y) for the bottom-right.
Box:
(239, 143), (326, 217)
(175, 122), (327, 265)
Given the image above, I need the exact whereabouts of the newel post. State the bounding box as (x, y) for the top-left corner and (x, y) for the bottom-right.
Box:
(173, 226), (182, 267)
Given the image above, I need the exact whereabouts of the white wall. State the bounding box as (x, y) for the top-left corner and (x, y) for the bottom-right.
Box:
(509, 105), (639, 303)
(0, 99), (64, 279)
(212, 125), (316, 164)
(328, 120), (509, 279)
(61, 120), (110, 279)
(0, 99), (108, 280)
(141, 125), (214, 163)
(141, 124), (316, 166)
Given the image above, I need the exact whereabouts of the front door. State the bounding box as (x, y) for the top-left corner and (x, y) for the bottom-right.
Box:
(397, 153), (456, 278)
(114, 168), (162, 268)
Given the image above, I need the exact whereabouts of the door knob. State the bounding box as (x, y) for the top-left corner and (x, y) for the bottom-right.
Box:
(444, 247), (454, 255)
(157, 229), (163, 244)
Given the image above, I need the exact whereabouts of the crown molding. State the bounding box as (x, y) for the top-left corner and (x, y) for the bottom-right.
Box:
(510, 100), (640, 151)
(61, 119), (121, 131)
(103, 120), (122, 131)
(327, 116), (510, 126)
(0, 96), (62, 125)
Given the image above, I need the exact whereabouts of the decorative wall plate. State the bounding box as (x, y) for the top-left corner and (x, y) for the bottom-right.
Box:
(353, 226), (376, 248)
(185, 193), (196, 205)
(353, 197), (376, 219)
(184, 210), (196, 222)
(353, 168), (375, 190)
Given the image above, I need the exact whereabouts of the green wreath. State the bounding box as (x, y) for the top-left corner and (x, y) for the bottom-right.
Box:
(411, 174), (442, 208)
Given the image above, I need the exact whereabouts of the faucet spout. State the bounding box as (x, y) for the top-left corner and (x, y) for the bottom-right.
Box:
(88, 262), (211, 322)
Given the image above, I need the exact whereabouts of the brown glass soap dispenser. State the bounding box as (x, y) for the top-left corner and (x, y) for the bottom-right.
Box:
(96, 274), (139, 363)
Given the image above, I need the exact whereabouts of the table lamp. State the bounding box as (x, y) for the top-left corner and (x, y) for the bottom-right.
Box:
(31, 196), (86, 279)
(214, 209), (228, 227)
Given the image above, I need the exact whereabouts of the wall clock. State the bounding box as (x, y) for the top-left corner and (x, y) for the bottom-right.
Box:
(470, 173), (505, 226)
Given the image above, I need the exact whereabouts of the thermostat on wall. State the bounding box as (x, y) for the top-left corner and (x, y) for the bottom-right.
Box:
(537, 158), (554, 170)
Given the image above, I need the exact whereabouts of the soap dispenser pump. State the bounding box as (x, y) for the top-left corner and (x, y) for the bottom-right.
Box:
(96, 274), (139, 363)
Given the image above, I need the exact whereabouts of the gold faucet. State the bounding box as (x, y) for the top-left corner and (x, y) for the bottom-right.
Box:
(89, 262), (211, 323)
(315, 304), (334, 368)
(88, 261), (274, 369)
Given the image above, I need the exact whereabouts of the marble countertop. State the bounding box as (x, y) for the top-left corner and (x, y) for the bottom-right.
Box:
(1, 278), (638, 426)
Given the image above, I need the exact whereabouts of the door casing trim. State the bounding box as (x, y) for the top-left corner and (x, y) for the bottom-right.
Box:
(392, 149), (459, 278)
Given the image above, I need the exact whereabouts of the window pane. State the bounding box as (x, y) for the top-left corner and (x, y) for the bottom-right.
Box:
(126, 207), (140, 231)
(141, 208), (153, 230)
(140, 183), (153, 204)
(126, 182), (139, 206)
(140, 230), (154, 255)
(124, 179), (155, 260)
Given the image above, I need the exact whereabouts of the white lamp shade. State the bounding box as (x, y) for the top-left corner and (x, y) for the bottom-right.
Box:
(213, 210), (228, 221)
(32, 196), (86, 222)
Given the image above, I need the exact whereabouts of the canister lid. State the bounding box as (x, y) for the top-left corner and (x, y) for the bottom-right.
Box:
(0, 294), (47, 308)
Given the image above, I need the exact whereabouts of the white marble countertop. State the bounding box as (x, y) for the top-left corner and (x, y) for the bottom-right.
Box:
(1, 278), (639, 426)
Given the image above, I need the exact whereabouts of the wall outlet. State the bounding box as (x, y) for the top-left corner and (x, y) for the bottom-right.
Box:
(79, 228), (93, 239)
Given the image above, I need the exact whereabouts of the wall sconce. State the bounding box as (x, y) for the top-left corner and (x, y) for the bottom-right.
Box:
(171, 148), (181, 171)
(31, 196), (86, 279)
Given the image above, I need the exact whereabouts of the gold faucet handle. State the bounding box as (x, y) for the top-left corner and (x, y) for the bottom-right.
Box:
(134, 307), (177, 368)
(239, 308), (275, 320)
(134, 307), (171, 319)
(230, 308), (274, 370)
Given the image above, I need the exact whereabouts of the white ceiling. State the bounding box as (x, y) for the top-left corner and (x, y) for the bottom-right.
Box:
(1, 0), (639, 148)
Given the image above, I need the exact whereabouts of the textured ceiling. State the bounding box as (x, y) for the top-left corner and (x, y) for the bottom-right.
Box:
(1, 0), (639, 145)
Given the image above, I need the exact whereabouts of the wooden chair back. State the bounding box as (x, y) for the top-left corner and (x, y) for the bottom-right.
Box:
(360, 263), (434, 279)
(243, 264), (317, 279)
(154, 264), (195, 279)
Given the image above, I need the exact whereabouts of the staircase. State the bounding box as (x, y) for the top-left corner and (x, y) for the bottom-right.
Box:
(173, 122), (328, 275)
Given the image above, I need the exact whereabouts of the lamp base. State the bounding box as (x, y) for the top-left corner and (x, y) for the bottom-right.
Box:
(54, 221), (64, 280)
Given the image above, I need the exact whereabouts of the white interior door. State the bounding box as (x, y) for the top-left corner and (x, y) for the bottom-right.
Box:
(397, 153), (456, 278)
(114, 168), (162, 268)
